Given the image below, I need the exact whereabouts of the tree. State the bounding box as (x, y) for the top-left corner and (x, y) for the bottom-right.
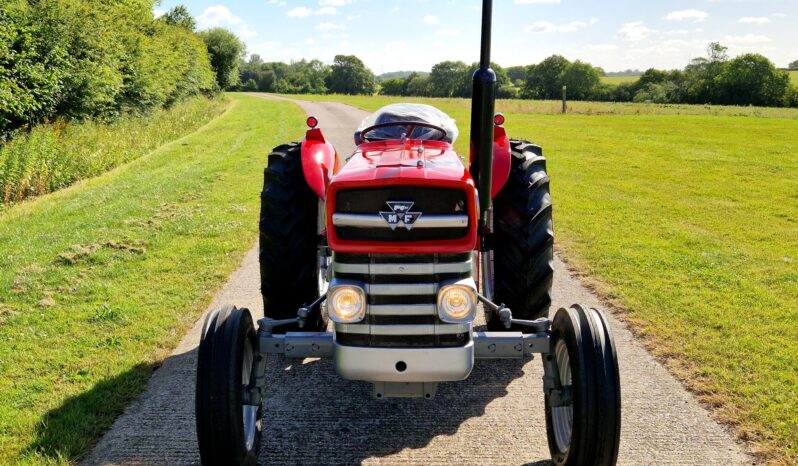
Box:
(326, 55), (376, 95)
(428, 61), (470, 97)
(198, 28), (246, 90)
(162, 5), (195, 30)
(789, 60), (798, 70)
(523, 55), (570, 99)
(506, 65), (526, 85)
(379, 78), (405, 96)
(560, 60), (600, 100)
(714, 54), (790, 106)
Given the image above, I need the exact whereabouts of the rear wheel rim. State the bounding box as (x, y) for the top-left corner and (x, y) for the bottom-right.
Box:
(552, 339), (573, 452)
(241, 338), (258, 452)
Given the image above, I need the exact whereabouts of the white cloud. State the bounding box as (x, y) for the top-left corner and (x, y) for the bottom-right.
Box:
(665, 29), (689, 36)
(665, 9), (709, 23)
(320, 0), (353, 5)
(424, 15), (439, 25)
(318, 6), (337, 15)
(525, 20), (593, 34)
(287, 7), (313, 18)
(739, 17), (770, 25)
(617, 22), (653, 42)
(197, 5), (244, 28)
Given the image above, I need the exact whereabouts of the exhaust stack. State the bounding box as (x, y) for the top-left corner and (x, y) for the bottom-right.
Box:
(469, 0), (496, 226)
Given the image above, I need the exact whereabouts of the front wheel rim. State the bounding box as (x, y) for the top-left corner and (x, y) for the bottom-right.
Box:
(241, 339), (258, 451)
(552, 339), (574, 452)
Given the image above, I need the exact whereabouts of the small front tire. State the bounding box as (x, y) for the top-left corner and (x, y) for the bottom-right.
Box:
(544, 304), (621, 466)
(196, 305), (262, 466)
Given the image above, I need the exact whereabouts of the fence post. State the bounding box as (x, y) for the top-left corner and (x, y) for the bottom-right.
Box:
(562, 85), (567, 114)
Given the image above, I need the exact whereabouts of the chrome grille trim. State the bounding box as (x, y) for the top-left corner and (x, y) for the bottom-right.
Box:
(332, 213), (468, 229)
(366, 283), (437, 295)
(335, 323), (470, 336)
(334, 260), (472, 275)
(369, 304), (436, 316)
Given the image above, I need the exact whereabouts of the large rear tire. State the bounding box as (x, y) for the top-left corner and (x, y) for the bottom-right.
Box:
(544, 304), (621, 466)
(488, 139), (554, 331)
(259, 142), (326, 332)
(196, 305), (262, 466)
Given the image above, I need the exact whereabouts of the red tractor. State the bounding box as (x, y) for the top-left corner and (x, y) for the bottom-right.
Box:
(195, 1), (621, 465)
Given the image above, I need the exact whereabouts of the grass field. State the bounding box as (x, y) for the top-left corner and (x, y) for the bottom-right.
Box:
(600, 75), (640, 85)
(286, 93), (798, 462)
(0, 94), (305, 464)
(791, 70), (798, 85)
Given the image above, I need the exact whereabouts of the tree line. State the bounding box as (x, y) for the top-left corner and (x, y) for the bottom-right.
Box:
(0, 1), (245, 140)
(238, 42), (797, 108)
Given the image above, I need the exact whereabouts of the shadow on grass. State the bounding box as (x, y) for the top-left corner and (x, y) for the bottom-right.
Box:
(25, 361), (160, 463)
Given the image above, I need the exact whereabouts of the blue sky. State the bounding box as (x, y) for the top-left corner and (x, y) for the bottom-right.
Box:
(155, 0), (797, 73)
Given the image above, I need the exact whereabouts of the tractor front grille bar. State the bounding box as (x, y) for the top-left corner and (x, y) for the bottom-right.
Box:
(332, 213), (468, 229)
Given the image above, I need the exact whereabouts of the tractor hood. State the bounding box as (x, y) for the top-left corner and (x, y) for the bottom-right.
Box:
(331, 140), (473, 185)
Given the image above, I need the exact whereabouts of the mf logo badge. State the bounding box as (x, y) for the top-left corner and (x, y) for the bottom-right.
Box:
(380, 201), (422, 230)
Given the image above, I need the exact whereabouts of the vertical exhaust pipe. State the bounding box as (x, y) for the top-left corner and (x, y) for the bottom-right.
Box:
(469, 0), (496, 227)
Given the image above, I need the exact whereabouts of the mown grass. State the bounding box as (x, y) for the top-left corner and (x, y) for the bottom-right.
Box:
(0, 97), (227, 205)
(600, 75), (639, 85)
(0, 94), (306, 464)
(280, 93), (798, 462)
(790, 70), (798, 85)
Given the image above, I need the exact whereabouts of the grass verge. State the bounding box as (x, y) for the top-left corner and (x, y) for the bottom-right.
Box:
(0, 97), (227, 205)
(282, 93), (798, 462)
(0, 94), (305, 464)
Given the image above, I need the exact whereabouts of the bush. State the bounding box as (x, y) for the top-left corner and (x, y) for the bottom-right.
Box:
(0, 97), (227, 204)
(0, 0), (216, 138)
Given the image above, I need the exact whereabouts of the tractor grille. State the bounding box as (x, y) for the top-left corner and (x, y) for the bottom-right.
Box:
(333, 252), (473, 348)
(333, 186), (469, 242)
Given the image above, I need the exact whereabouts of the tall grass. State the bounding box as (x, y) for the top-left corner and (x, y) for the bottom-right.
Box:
(0, 97), (228, 205)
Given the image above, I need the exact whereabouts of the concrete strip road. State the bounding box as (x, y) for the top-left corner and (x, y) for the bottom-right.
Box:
(84, 95), (753, 465)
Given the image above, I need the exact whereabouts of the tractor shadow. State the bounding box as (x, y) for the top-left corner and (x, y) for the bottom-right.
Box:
(261, 352), (552, 465)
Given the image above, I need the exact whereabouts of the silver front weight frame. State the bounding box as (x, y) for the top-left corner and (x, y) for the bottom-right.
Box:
(249, 295), (565, 400)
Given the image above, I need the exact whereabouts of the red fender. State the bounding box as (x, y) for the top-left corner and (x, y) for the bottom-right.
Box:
(490, 125), (511, 198)
(301, 128), (339, 201)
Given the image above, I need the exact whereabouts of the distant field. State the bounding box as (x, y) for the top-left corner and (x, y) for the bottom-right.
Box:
(791, 70), (798, 84)
(283, 93), (798, 462)
(600, 75), (639, 85)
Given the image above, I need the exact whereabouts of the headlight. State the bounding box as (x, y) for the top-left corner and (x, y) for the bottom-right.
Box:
(328, 285), (366, 323)
(437, 282), (477, 323)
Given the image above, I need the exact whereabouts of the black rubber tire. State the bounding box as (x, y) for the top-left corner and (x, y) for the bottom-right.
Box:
(544, 304), (621, 466)
(259, 142), (326, 332)
(488, 139), (554, 331)
(196, 305), (262, 466)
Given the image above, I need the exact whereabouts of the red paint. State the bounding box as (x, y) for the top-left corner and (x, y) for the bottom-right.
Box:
(301, 128), (340, 201)
(490, 125), (511, 198)
(326, 139), (479, 254)
(468, 125), (511, 199)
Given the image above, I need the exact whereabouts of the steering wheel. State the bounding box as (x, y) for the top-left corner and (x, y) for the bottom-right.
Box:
(359, 121), (448, 142)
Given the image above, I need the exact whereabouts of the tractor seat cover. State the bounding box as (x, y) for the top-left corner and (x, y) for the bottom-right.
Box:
(356, 103), (459, 144)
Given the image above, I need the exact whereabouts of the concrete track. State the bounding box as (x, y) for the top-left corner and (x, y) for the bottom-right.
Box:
(83, 95), (753, 466)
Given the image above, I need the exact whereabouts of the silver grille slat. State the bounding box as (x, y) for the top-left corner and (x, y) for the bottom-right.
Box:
(366, 283), (437, 295)
(333, 213), (468, 229)
(369, 304), (435, 316)
(336, 323), (470, 336)
(334, 260), (472, 275)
